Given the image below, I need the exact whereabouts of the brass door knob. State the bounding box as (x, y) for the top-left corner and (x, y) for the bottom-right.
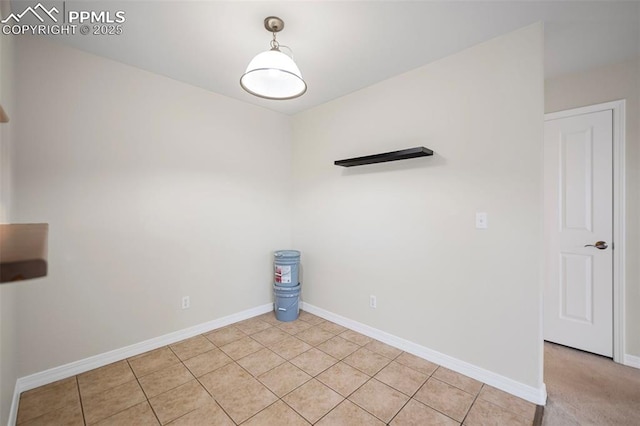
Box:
(584, 241), (608, 250)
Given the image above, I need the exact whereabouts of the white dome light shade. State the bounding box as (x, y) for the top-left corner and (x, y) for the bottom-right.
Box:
(240, 50), (307, 100)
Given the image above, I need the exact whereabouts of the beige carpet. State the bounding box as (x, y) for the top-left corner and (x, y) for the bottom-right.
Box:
(543, 342), (640, 426)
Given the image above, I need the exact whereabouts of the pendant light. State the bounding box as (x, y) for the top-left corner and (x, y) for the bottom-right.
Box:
(240, 16), (307, 100)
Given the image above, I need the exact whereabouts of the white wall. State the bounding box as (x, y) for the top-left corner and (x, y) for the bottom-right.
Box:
(10, 36), (292, 378)
(0, 8), (11, 222)
(545, 57), (640, 358)
(0, 3), (17, 421)
(292, 24), (544, 388)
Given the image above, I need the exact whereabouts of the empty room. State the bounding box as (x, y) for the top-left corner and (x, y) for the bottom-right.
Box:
(1, 1), (639, 425)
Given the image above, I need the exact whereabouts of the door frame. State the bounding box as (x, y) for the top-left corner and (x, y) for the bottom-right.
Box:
(544, 99), (626, 363)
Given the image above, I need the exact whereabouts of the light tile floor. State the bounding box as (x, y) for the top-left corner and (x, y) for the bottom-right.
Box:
(17, 311), (537, 425)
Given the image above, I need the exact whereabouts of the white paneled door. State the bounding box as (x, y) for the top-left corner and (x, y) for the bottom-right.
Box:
(544, 109), (613, 357)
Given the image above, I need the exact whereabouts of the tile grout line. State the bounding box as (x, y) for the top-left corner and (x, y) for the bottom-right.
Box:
(79, 361), (155, 425)
(310, 331), (468, 425)
(74, 375), (87, 426)
(404, 396), (465, 425)
(193, 367), (238, 425)
(386, 362), (438, 425)
(312, 398), (346, 425)
(164, 344), (205, 424)
(186, 330), (282, 425)
(244, 323), (327, 420)
(198, 327), (282, 425)
(460, 383), (484, 425)
(347, 376), (404, 424)
(254, 336), (312, 425)
(423, 374), (479, 422)
(315, 337), (404, 424)
(238, 399), (282, 425)
(126, 357), (163, 426)
(289, 324), (409, 424)
(274, 382), (312, 422)
(258, 320), (367, 424)
(161, 325), (379, 424)
(427, 366), (501, 424)
(190, 332), (239, 425)
(466, 395), (535, 426)
(333, 374), (376, 421)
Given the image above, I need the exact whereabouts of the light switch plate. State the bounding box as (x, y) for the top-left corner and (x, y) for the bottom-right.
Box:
(476, 212), (488, 229)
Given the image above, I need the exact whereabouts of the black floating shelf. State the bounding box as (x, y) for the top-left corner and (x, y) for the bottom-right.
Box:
(334, 146), (433, 167)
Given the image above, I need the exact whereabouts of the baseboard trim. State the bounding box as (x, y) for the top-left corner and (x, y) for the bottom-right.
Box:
(623, 354), (640, 369)
(301, 302), (547, 405)
(7, 382), (20, 426)
(8, 303), (272, 426)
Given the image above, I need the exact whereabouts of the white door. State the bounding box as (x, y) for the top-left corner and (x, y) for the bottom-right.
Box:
(544, 109), (613, 357)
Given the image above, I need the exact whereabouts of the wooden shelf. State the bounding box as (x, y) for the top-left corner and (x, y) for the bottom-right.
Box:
(334, 147), (433, 167)
(0, 223), (48, 283)
(1, 260), (47, 282)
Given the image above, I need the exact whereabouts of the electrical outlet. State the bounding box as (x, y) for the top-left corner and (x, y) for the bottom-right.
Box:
(370, 295), (377, 309)
(181, 296), (190, 309)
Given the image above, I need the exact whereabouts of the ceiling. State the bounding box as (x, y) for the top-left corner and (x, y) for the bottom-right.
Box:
(15, 1), (640, 115)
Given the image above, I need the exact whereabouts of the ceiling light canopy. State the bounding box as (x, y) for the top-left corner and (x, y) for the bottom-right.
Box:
(240, 16), (307, 100)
